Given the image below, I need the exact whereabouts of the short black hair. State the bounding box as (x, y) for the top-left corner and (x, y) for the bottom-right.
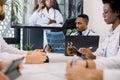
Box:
(77, 14), (89, 25)
(102, 0), (120, 19)
(0, 0), (6, 6)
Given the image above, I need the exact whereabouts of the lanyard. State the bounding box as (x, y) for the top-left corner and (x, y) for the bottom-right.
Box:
(86, 30), (90, 36)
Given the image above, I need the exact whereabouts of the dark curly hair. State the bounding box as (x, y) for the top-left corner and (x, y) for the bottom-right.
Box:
(102, 0), (120, 19)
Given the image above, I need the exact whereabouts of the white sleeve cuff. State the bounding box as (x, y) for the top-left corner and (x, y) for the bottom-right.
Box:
(103, 69), (120, 80)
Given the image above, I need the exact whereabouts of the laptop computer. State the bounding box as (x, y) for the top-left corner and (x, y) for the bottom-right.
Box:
(64, 36), (99, 56)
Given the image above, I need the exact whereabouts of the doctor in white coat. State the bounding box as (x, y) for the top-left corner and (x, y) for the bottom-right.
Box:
(28, 0), (63, 26)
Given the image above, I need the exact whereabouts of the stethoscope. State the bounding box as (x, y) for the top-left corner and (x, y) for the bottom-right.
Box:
(86, 30), (90, 36)
(40, 8), (56, 19)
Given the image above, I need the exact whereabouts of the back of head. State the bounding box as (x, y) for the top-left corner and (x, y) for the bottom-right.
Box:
(77, 14), (89, 25)
(102, 0), (120, 19)
(0, 0), (6, 6)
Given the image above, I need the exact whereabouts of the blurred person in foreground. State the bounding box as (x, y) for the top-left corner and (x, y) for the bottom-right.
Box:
(0, 0), (47, 79)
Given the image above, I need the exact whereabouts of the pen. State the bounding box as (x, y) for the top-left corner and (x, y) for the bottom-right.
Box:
(72, 55), (77, 65)
(43, 45), (49, 63)
(43, 44), (47, 52)
(88, 47), (93, 49)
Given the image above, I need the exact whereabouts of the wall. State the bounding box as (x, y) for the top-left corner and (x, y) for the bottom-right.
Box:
(83, 0), (111, 43)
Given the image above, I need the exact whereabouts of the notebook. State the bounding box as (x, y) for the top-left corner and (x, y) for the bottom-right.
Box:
(65, 36), (99, 56)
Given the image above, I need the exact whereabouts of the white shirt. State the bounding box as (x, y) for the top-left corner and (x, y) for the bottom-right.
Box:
(28, 7), (63, 25)
(94, 24), (120, 69)
(104, 69), (120, 80)
(70, 29), (97, 36)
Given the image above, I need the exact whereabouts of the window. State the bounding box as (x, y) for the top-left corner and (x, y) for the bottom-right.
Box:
(0, 0), (20, 44)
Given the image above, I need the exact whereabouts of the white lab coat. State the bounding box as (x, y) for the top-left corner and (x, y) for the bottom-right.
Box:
(28, 7), (63, 25)
(94, 24), (120, 69)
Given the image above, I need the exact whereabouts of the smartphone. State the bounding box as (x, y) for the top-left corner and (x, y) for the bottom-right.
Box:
(5, 57), (24, 80)
(72, 55), (77, 65)
(43, 44), (47, 52)
(43, 44), (49, 63)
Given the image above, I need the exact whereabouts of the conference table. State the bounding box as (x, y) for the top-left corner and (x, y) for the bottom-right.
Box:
(16, 53), (72, 80)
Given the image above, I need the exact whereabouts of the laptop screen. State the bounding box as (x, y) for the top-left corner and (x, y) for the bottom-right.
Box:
(65, 36), (99, 56)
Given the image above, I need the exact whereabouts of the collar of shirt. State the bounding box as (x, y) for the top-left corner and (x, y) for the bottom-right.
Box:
(109, 24), (120, 35)
(43, 7), (54, 14)
(82, 29), (90, 36)
(41, 7), (55, 19)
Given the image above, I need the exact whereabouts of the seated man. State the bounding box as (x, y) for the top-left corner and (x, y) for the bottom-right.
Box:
(70, 14), (96, 36)
(0, 0), (48, 79)
(0, 0), (47, 64)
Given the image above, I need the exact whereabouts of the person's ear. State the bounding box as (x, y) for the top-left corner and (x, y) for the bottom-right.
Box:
(115, 11), (120, 17)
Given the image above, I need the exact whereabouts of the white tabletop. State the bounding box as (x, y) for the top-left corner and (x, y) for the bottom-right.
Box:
(16, 53), (72, 80)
